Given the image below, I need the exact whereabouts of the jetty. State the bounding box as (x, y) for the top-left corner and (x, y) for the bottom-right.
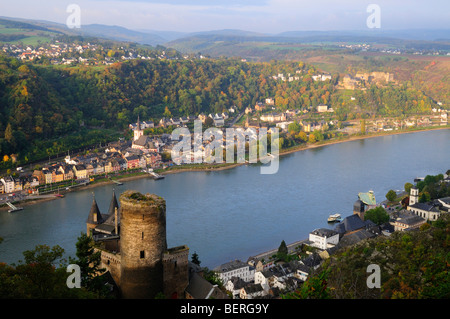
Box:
(6, 202), (23, 213)
(142, 168), (165, 180)
(109, 178), (123, 186)
(149, 171), (165, 180)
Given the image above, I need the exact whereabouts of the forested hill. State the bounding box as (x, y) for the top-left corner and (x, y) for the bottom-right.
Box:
(0, 53), (437, 167)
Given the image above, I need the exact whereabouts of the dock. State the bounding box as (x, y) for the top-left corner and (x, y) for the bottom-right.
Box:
(6, 202), (24, 213)
(143, 168), (165, 180)
(109, 178), (123, 186)
(149, 171), (165, 180)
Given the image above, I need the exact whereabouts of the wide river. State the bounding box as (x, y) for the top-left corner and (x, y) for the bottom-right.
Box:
(0, 129), (449, 268)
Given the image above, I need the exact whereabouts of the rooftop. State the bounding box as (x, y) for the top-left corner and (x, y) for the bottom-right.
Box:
(214, 260), (248, 273)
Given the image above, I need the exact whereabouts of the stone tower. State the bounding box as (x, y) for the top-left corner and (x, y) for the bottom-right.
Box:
(119, 190), (167, 299)
(409, 186), (419, 206)
(353, 199), (365, 220)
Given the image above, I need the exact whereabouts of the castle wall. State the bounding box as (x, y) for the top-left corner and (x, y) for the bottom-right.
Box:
(99, 250), (122, 287)
(163, 245), (190, 299)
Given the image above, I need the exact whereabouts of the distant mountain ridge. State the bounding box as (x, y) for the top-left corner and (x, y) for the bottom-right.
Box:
(1, 16), (449, 51)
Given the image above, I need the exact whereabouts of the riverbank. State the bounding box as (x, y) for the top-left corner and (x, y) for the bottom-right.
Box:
(1, 125), (448, 211)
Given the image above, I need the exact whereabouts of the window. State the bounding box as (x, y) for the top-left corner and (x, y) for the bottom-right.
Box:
(140, 250), (145, 259)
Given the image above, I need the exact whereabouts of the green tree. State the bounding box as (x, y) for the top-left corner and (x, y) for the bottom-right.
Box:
(364, 206), (389, 225)
(69, 232), (107, 296)
(277, 240), (288, 261)
(404, 182), (413, 194)
(191, 251), (201, 266)
(385, 189), (397, 202)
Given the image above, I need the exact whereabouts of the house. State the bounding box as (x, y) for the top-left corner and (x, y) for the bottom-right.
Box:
(125, 155), (140, 169)
(334, 214), (368, 235)
(73, 164), (87, 180)
(185, 272), (228, 299)
(239, 283), (266, 299)
(260, 113), (286, 123)
(198, 113), (207, 123)
(43, 169), (53, 184)
(13, 177), (22, 191)
(142, 121), (154, 128)
(391, 212), (427, 231)
(308, 228), (339, 250)
(59, 166), (74, 180)
(255, 102), (266, 112)
(52, 170), (64, 183)
(32, 170), (45, 185)
(0, 182), (4, 194)
(225, 277), (248, 298)
(254, 261), (304, 293)
(228, 106), (237, 113)
(213, 114), (224, 127)
(317, 104), (328, 113)
(213, 260), (255, 284)
(1, 176), (14, 193)
(265, 98), (275, 105)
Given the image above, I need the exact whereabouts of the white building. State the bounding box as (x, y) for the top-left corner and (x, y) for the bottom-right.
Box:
(214, 260), (255, 284)
(1, 176), (15, 194)
(308, 228), (339, 250)
(317, 104), (329, 113)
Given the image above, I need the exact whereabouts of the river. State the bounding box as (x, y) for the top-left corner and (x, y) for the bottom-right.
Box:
(0, 129), (449, 268)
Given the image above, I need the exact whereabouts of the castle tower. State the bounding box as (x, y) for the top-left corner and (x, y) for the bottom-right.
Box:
(119, 190), (167, 299)
(86, 195), (104, 235)
(353, 199), (365, 220)
(409, 186), (419, 206)
(107, 189), (119, 216)
(134, 115), (144, 141)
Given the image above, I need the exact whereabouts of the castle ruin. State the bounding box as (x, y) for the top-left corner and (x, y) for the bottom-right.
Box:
(86, 190), (189, 299)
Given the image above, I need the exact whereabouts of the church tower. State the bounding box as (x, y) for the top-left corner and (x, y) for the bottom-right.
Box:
(134, 115), (144, 141)
(409, 186), (419, 206)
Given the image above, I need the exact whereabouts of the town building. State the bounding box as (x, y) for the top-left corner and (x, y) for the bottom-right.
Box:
(213, 260), (255, 284)
(308, 228), (339, 250)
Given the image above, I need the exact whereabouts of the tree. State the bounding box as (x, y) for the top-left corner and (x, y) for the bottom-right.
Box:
(360, 119), (366, 134)
(69, 232), (107, 296)
(404, 182), (413, 194)
(364, 206), (390, 225)
(191, 251), (201, 266)
(277, 240), (288, 261)
(386, 189), (397, 202)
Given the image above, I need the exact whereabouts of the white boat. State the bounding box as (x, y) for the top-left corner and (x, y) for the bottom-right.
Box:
(327, 214), (342, 223)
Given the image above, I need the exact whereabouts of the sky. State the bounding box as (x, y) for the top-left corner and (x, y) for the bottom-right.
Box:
(0, 0), (449, 33)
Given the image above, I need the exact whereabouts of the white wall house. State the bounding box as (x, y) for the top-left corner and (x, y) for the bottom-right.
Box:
(309, 228), (339, 250)
(214, 260), (255, 284)
(1, 176), (15, 194)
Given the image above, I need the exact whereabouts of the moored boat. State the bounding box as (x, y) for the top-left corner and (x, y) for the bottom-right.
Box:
(327, 213), (342, 223)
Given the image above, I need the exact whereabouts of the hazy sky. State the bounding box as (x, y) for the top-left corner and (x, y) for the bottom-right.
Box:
(1, 0), (449, 33)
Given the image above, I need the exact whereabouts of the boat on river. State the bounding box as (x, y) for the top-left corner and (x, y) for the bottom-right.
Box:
(327, 213), (342, 223)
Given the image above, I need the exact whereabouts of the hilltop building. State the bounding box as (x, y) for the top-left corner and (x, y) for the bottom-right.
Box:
(87, 190), (190, 299)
